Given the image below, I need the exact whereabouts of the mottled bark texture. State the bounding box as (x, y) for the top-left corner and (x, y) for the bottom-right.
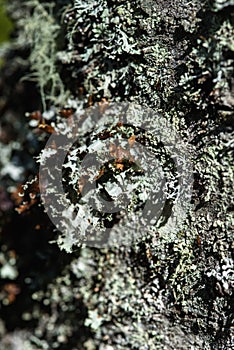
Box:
(0, 0), (233, 349)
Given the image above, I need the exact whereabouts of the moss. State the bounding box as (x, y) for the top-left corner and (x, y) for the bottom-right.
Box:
(0, 0), (13, 45)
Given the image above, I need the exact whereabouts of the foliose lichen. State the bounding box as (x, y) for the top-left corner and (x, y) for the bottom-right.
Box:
(0, 0), (233, 349)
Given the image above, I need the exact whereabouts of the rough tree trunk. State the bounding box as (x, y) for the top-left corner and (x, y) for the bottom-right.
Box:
(0, 0), (233, 349)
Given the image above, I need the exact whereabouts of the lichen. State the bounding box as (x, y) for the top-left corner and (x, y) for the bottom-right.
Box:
(0, 0), (233, 349)
(17, 0), (69, 110)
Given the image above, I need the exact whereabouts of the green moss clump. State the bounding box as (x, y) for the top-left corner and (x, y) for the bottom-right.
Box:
(0, 0), (13, 45)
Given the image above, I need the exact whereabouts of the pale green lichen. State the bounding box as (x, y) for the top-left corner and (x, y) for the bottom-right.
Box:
(0, 0), (233, 349)
(18, 0), (69, 110)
